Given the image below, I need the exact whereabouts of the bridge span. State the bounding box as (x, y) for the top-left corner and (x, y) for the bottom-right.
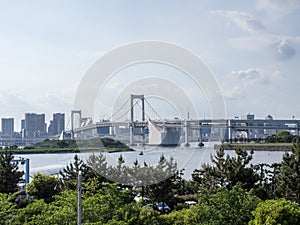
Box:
(64, 94), (300, 146)
(65, 117), (300, 146)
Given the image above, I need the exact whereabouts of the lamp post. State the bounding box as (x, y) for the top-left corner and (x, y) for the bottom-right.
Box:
(78, 171), (82, 225)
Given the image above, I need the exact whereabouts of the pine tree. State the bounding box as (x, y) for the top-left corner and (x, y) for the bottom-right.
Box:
(0, 151), (24, 194)
(275, 137), (300, 203)
(192, 147), (259, 191)
(59, 154), (93, 189)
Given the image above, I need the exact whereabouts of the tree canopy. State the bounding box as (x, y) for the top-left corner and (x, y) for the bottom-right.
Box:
(0, 151), (24, 194)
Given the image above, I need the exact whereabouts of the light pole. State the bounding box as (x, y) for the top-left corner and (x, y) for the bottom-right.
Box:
(78, 171), (82, 225)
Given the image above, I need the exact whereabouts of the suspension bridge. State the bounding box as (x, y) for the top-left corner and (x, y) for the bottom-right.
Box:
(63, 94), (300, 146)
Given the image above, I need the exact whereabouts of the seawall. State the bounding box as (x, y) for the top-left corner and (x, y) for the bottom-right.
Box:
(214, 144), (292, 152)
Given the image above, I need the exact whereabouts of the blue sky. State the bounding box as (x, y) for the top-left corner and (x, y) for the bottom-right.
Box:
(0, 0), (300, 130)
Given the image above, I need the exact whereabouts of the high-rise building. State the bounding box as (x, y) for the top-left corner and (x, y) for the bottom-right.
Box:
(24, 113), (46, 138)
(21, 119), (25, 130)
(1, 118), (14, 137)
(48, 113), (65, 136)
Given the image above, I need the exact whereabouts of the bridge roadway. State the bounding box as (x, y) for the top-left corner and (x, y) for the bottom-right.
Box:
(70, 118), (300, 134)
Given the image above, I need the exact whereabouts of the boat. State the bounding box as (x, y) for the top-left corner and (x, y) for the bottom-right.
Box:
(198, 142), (204, 147)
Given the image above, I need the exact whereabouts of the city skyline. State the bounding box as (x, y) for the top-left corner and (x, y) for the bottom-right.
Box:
(0, 1), (300, 130)
(0, 112), (65, 134)
(0, 110), (295, 133)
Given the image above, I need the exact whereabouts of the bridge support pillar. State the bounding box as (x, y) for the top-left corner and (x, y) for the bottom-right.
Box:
(228, 119), (232, 140)
(199, 128), (203, 143)
(129, 124), (134, 146)
(130, 94), (145, 146)
(71, 110), (82, 139)
(184, 120), (190, 147)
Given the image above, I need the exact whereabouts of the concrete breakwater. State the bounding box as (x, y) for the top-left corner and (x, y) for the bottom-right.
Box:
(214, 144), (292, 152)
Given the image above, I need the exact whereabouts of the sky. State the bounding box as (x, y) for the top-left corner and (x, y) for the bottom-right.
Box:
(0, 0), (300, 131)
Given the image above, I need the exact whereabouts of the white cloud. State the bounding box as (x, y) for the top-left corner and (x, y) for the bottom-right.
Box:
(0, 90), (73, 130)
(256, 0), (300, 19)
(214, 8), (299, 61)
(275, 39), (296, 60)
(230, 68), (280, 85)
(228, 34), (299, 60)
(0, 90), (33, 112)
(222, 86), (246, 100)
(213, 10), (265, 34)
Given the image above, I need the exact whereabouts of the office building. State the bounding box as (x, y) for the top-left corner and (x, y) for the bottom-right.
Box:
(21, 119), (25, 130)
(1, 118), (14, 137)
(24, 113), (46, 138)
(48, 113), (65, 136)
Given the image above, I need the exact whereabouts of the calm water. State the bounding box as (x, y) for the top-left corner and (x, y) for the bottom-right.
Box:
(14, 142), (286, 180)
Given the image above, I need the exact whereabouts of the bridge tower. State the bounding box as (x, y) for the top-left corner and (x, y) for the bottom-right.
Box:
(71, 110), (82, 139)
(130, 94), (145, 145)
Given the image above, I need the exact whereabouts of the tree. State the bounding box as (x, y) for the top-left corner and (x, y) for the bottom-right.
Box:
(265, 130), (294, 143)
(13, 199), (49, 224)
(144, 156), (179, 213)
(13, 181), (139, 225)
(59, 154), (94, 190)
(249, 198), (300, 225)
(192, 147), (259, 191)
(86, 152), (110, 183)
(26, 173), (60, 203)
(275, 137), (300, 203)
(0, 193), (16, 224)
(163, 183), (261, 225)
(0, 151), (24, 194)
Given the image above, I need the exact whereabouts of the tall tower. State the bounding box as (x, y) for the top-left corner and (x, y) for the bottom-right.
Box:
(129, 94), (145, 145)
(1, 118), (14, 137)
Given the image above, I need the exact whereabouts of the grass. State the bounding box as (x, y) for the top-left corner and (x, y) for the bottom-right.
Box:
(218, 142), (293, 151)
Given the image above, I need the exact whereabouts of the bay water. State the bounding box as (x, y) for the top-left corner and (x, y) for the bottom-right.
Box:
(14, 142), (286, 180)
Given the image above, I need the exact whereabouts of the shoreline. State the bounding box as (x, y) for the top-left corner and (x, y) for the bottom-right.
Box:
(2, 148), (134, 155)
(215, 143), (292, 152)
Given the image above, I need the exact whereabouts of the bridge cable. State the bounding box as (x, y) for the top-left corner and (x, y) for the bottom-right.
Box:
(113, 100), (139, 122)
(144, 97), (163, 120)
(135, 100), (152, 121)
(107, 97), (130, 121)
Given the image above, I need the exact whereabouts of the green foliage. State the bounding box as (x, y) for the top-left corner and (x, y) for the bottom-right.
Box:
(59, 154), (96, 190)
(0, 151), (24, 194)
(11, 182), (140, 225)
(249, 198), (300, 225)
(30, 137), (131, 151)
(265, 131), (296, 143)
(2, 142), (300, 224)
(57, 140), (69, 148)
(275, 137), (300, 203)
(138, 205), (161, 225)
(86, 153), (109, 183)
(26, 173), (60, 203)
(163, 184), (261, 225)
(0, 193), (16, 225)
(192, 147), (259, 191)
(13, 199), (49, 224)
(32, 139), (77, 149)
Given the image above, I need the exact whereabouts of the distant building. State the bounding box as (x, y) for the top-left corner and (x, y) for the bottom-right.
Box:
(24, 113), (47, 138)
(21, 119), (25, 131)
(246, 114), (255, 120)
(48, 113), (65, 136)
(1, 118), (14, 137)
(264, 114), (276, 136)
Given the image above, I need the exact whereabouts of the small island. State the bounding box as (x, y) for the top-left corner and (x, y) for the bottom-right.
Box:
(0, 138), (133, 154)
(217, 131), (298, 152)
